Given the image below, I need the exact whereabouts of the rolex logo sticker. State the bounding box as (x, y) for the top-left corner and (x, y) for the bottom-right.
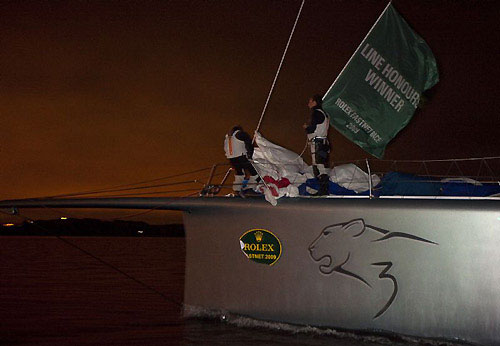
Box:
(240, 229), (282, 265)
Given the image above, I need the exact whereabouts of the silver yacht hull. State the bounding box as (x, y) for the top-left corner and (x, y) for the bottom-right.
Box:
(2, 196), (500, 344)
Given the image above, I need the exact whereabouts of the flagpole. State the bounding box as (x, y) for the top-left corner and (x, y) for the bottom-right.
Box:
(323, 1), (392, 99)
(253, 0), (306, 143)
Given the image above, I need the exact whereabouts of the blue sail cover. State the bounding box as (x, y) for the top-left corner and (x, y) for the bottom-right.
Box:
(298, 179), (370, 196)
(376, 172), (500, 197)
(299, 172), (500, 197)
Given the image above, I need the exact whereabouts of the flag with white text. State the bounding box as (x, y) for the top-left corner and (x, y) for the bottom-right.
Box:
(322, 3), (439, 158)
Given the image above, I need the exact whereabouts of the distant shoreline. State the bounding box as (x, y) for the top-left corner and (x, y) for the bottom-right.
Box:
(0, 218), (184, 237)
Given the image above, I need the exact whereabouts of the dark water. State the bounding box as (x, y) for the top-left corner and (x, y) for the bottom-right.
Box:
(0, 237), (449, 345)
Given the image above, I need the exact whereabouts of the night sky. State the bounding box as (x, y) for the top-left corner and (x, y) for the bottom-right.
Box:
(2, 0), (499, 223)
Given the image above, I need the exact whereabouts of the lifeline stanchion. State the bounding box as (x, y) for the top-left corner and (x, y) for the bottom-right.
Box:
(366, 158), (373, 199)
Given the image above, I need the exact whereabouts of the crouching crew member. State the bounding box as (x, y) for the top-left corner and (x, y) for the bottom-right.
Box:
(303, 94), (330, 196)
(224, 125), (260, 193)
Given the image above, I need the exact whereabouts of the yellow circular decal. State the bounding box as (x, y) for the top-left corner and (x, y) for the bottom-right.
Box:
(239, 229), (282, 265)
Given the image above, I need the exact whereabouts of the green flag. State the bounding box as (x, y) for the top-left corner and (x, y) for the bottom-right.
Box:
(322, 3), (439, 158)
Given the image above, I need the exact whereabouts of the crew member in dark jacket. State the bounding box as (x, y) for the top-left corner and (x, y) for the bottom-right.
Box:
(303, 94), (331, 196)
(224, 126), (260, 193)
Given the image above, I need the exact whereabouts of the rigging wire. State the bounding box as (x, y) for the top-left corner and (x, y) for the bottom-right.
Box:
(27, 179), (203, 200)
(372, 156), (500, 163)
(35, 166), (217, 200)
(298, 137), (309, 158)
(21, 165), (232, 201)
(253, 0), (306, 141)
(58, 171), (230, 199)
